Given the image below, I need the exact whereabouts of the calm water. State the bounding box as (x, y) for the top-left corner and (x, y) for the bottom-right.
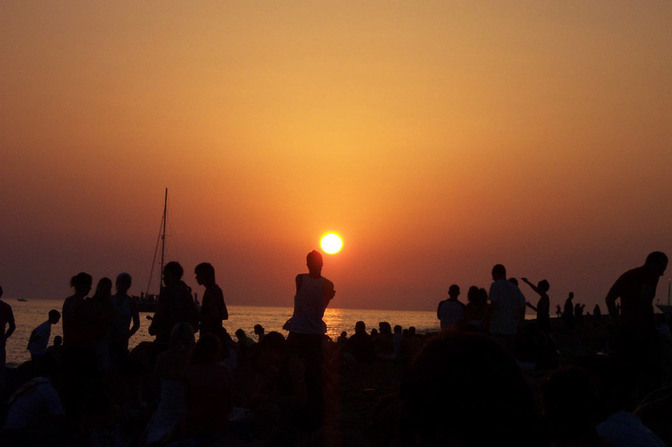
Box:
(3, 299), (438, 367)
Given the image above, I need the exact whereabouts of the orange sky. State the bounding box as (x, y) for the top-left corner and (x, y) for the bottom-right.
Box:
(1, 1), (671, 312)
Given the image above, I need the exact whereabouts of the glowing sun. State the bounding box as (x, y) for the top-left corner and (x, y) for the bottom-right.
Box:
(320, 233), (343, 254)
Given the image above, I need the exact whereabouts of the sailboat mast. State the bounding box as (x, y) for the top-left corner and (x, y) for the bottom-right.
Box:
(160, 188), (167, 286)
(144, 188), (169, 296)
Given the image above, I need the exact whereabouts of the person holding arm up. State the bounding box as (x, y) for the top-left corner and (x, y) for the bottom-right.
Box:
(521, 277), (551, 333)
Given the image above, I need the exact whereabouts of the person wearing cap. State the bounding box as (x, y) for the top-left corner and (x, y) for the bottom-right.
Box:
(437, 284), (466, 330)
(110, 272), (140, 364)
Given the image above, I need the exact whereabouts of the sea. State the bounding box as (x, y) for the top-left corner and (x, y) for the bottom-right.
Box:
(3, 299), (439, 367)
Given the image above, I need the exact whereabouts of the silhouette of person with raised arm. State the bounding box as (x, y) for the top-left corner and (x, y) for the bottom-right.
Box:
(436, 284), (465, 330)
(149, 261), (199, 353)
(0, 285), (16, 393)
(521, 277), (551, 333)
(488, 264), (525, 352)
(109, 273), (140, 366)
(194, 262), (228, 337)
(605, 251), (668, 402)
(286, 250), (335, 431)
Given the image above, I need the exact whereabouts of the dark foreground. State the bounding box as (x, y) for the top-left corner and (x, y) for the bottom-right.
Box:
(2, 315), (672, 446)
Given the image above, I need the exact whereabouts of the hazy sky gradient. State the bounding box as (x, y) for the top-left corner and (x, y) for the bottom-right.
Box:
(2, 1), (671, 311)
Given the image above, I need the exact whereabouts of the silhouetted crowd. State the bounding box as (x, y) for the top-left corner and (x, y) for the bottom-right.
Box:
(0, 251), (671, 446)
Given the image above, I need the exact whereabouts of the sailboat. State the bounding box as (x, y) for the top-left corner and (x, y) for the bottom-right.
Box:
(135, 188), (169, 313)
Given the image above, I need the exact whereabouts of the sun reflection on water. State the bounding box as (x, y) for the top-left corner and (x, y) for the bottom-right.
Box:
(323, 307), (345, 339)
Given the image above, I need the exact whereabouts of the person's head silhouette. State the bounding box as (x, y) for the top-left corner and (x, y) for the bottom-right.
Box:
(448, 284), (460, 299)
(645, 251), (668, 277)
(116, 273), (132, 294)
(492, 264), (507, 281)
(70, 272), (92, 297)
(195, 262), (216, 286)
(307, 250), (323, 276)
(163, 261), (184, 286)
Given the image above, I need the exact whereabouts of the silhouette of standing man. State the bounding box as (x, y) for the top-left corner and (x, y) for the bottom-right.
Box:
(488, 264), (525, 352)
(194, 262), (228, 337)
(605, 251), (668, 403)
(287, 250), (336, 430)
(563, 292), (575, 329)
(149, 262), (199, 353)
(437, 284), (465, 330)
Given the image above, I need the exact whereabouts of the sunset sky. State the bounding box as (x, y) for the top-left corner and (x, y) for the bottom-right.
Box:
(2, 1), (671, 312)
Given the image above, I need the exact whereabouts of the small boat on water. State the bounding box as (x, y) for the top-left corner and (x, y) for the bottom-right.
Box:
(16, 298), (27, 302)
